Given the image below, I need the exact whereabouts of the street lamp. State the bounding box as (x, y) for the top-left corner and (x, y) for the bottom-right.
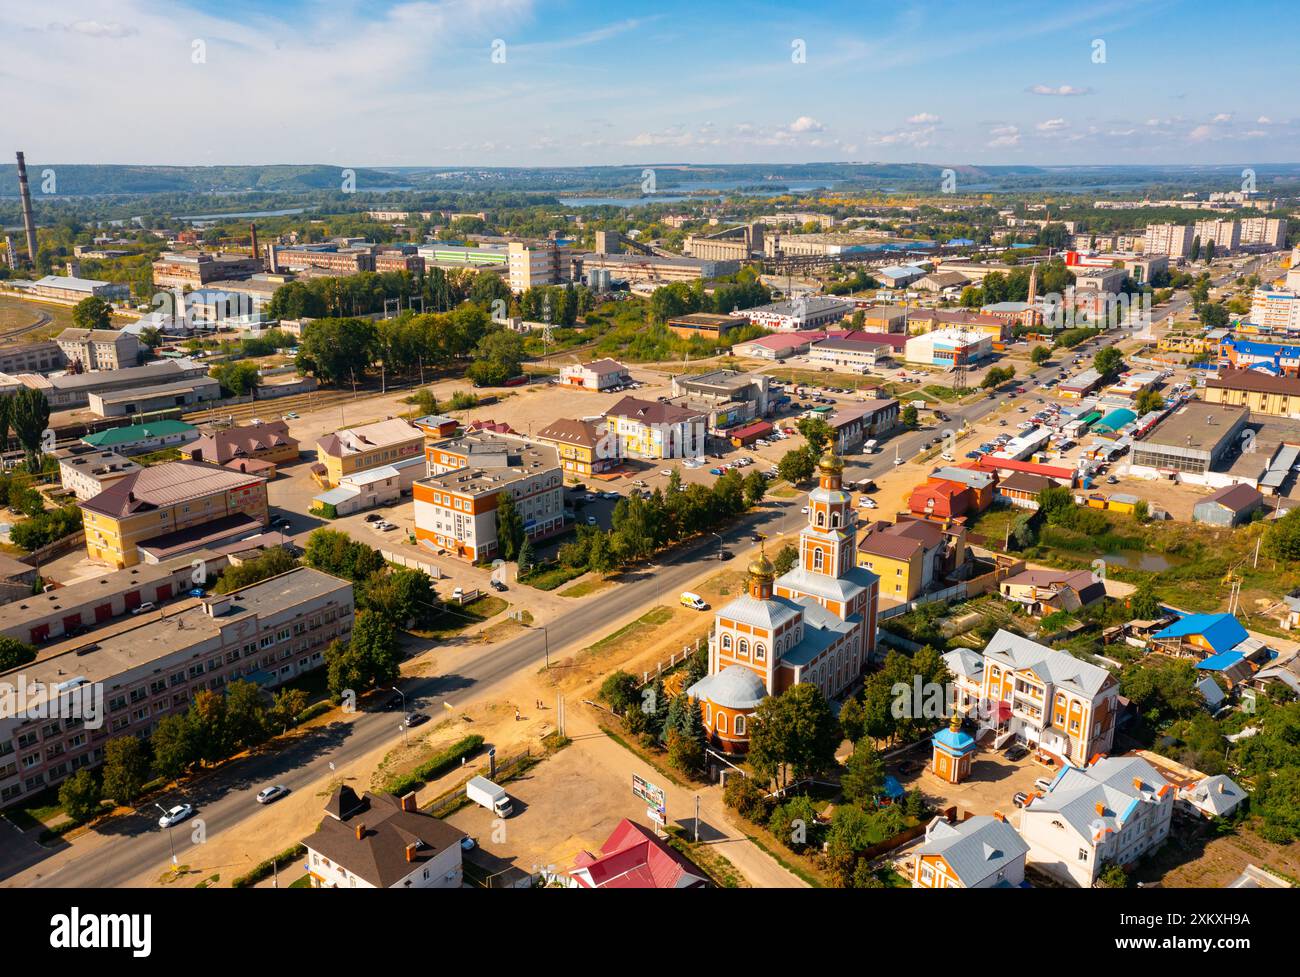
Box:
(530, 622), (550, 669)
(390, 686), (406, 713)
(154, 803), (178, 866)
(712, 532), (724, 560)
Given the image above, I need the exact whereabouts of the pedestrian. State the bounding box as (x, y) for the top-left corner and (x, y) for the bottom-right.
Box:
(515, 707), (521, 722)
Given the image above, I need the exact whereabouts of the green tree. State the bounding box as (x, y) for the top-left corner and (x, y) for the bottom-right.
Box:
(325, 639), (366, 701)
(773, 543), (799, 576)
(1265, 508), (1300, 561)
(777, 446), (816, 484)
(215, 545), (297, 593)
(72, 295), (113, 331)
(723, 773), (769, 821)
(901, 404), (919, 428)
(295, 317), (378, 386)
(101, 736), (149, 804)
(212, 361), (262, 397)
(495, 494), (525, 562)
(9, 387), (51, 473)
(748, 683), (841, 789)
(598, 671), (638, 712)
(58, 769), (103, 823)
(1093, 345), (1124, 377)
(0, 636), (36, 671)
(350, 610), (402, 690)
(840, 738), (885, 805)
(268, 688), (310, 734)
(742, 470), (767, 508)
(1129, 579), (1161, 619)
(795, 416), (834, 454)
(1030, 345), (1051, 365)
(361, 567), (438, 628)
(224, 680), (268, 751)
(151, 713), (197, 781)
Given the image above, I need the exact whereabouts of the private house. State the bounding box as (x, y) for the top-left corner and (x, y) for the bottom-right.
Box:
(81, 420), (199, 457)
(1178, 775), (1248, 820)
(602, 396), (706, 460)
(856, 519), (965, 602)
(996, 471), (1055, 509)
(303, 786), (466, 889)
(999, 568), (1107, 616)
(1149, 613), (1249, 660)
(1192, 483), (1263, 527)
(568, 818), (709, 889)
(1020, 755), (1174, 888)
(980, 630), (1119, 767)
(912, 814), (1029, 888)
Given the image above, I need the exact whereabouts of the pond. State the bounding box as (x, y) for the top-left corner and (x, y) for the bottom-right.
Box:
(1101, 550), (1186, 573)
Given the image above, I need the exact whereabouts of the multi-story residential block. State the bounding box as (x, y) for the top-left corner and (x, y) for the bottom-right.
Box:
(1194, 218), (1241, 254)
(0, 566), (352, 806)
(558, 358), (631, 391)
(303, 785), (465, 888)
(313, 418), (423, 488)
(1020, 755), (1175, 887)
(0, 549), (229, 644)
(81, 460), (270, 568)
(56, 328), (141, 371)
(912, 814), (1029, 888)
(1240, 217), (1287, 250)
(687, 451), (879, 753)
(1248, 288), (1300, 334)
(535, 418), (617, 480)
(980, 630), (1119, 767)
(1142, 223), (1194, 259)
(414, 432), (565, 562)
(53, 445), (142, 501)
(507, 242), (572, 291)
(602, 396), (706, 460)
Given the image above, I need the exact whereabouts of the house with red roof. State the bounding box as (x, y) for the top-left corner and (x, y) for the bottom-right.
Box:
(568, 818), (710, 889)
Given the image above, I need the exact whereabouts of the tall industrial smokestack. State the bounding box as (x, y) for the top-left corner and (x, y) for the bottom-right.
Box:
(15, 152), (38, 267)
(249, 222), (259, 263)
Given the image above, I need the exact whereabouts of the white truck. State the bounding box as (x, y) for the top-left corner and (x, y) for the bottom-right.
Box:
(466, 776), (513, 817)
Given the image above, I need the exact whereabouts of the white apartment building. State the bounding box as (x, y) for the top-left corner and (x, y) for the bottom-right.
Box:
(1142, 223), (1194, 259)
(55, 328), (142, 372)
(1020, 755), (1175, 887)
(1194, 218), (1241, 254)
(1240, 217), (1287, 249)
(1249, 288), (1300, 333)
(507, 242), (572, 292)
(980, 630), (1119, 766)
(53, 445), (141, 501)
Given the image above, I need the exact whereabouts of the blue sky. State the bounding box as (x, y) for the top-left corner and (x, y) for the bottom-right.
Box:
(1, 0), (1296, 167)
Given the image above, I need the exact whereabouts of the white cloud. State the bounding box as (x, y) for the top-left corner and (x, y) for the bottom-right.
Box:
(1211, 112), (1233, 123)
(907, 112), (940, 124)
(1036, 118), (1069, 132)
(1257, 116), (1272, 125)
(1188, 124), (1214, 141)
(1027, 84), (1092, 96)
(987, 124), (1020, 148)
(51, 20), (137, 38)
(788, 116), (825, 133)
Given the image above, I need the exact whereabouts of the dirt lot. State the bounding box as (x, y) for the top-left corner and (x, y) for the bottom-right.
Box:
(1134, 817), (1300, 888)
(887, 740), (1052, 819)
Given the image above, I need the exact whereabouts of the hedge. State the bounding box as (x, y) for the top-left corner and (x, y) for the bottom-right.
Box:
(232, 844), (307, 888)
(382, 734), (484, 797)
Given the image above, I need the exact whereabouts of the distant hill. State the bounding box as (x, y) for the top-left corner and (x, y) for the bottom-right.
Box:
(0, 164), (408, 197)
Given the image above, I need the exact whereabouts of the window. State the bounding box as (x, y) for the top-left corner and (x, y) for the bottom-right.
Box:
(738, 639), (748, 656)
(721, 634), (732, 651)
(717, 713), (727, 734)
(755, 643), (766, 661)
(734, 715), (746, 736)
(1078, 849), (1088, 861)
(813, 550), (824, 571)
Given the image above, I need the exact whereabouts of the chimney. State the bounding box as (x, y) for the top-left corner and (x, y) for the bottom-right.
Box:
(1218, 782), (1227, 794)
(405, 841), (419, 863)
(15, 152), (38, 266)
(1095, 802), (1106, 817)
(1132, 777), (1145, 791)
(992, 810), (1005, 822)
(354, 822), (365, 841)
(400, 792), (417, 812)
(249, 223), (259, 262)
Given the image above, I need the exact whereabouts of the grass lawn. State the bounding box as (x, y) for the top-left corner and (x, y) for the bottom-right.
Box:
(557, 576), (613, 598)
(520, 563), (588, 591)
(415, 595), (508, 640)
(584, 605), (674, 657)
(478, 609), (533, 643)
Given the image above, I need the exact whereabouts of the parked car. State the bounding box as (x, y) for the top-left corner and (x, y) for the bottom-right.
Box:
(404, 712), (430, 728)
(364, 513), (382, 522)
(188, 588), (205, 598)
(460, 836), (478, 852)
(132, 602), (156, 616)
(1012, 791), (1029, 809)
(490, 579), (507, 592)
(158, 803), (194, 829)
(451, 587), (464, 601)
(1033, 777), (1055, 793)
(1004, 744), (1029, 762)
(858, 496), (877, 508)
(1106, 475), (1119, 484)
(256, 785), (289, 805)
(586, 515), (597, 525)
(282, 411), (299, 420)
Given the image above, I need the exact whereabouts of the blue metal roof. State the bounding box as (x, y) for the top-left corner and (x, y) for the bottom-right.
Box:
(1197, 651), (1246, 672)
(1154, 613), (1249, 654)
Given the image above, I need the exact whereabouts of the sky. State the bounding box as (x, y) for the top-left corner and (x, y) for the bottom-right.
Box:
(0, 0), (1297, 168)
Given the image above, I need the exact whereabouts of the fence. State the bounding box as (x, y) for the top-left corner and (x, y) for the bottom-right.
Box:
(634, 634), (709, 689)
(380, 549), (444, 579)
(22, 530), (87, 566)
(877, 582), (968, 622)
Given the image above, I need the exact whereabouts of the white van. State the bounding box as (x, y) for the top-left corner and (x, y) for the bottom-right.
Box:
(680, 592), (708, 611)
(863, 439), (879, 454)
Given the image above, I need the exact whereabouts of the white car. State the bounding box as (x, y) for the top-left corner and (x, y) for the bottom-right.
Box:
(858, 496), (878, 509)
(158, 803), (194, 829)
(661, 470), (673, 477)
(256, 785), (289, 805)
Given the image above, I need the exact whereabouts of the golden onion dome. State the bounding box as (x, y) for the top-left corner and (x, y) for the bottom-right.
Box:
(748, 551), (775, 580)
(817, 448), (844, 473)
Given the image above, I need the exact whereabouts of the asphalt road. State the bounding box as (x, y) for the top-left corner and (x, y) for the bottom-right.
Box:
(4, 500), (798, 888)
